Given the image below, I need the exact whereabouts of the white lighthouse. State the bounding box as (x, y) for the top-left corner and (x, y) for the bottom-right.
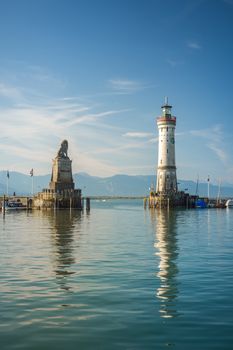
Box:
(156, 98), (177, 195)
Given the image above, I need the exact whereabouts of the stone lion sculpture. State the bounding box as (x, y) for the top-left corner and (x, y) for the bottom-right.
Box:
(57, 139), (68, 158)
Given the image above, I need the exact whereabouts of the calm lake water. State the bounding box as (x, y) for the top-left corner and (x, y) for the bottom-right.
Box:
(0, 200), (233, 349)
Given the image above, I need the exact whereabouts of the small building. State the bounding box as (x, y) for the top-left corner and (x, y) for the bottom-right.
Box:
(33, 140), (82, 209)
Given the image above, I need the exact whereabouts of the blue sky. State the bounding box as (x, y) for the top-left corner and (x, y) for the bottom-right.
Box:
(0, 0), (233, 183)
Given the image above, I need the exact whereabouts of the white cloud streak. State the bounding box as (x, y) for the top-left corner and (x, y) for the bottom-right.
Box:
(123, 132), (153, 138)
(167, 59), (184, 67)
(109, 79), (154, 94)
(148, 137), (159, 144)
(207, 143), (227, 163)
(0, 76), (154, 176)
(187, 41), (201, 50)
(0, 83), (23, 100)
(189, 125), (228, 164)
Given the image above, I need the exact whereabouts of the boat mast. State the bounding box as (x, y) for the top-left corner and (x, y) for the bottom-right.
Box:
(217, 179), (221, 204)
(195, 174), (199, 196)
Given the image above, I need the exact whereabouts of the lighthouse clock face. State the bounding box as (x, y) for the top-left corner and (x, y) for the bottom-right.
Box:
(170, 136), (175, 144)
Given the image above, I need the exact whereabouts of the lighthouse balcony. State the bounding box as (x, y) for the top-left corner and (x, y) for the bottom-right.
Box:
(157, 116), (176, 124)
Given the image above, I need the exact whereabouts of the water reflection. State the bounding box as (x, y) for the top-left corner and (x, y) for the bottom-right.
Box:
(47, 210), (83, 291)
(150, 209), (179, 318)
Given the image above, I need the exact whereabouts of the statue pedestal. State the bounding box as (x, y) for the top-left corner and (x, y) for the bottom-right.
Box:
(33, 140), (82, 210)
(49, 156), (74, 192)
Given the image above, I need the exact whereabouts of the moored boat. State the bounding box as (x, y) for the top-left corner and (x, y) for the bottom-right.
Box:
(226, 199), (233, 208)
(4, 199), (27, 211)
(195, 198), (207, 208)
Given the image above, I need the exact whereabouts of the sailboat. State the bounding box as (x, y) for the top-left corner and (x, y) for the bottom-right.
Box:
(195, 175), (199, 197)
(195, 175), (207, 208)
(215, 179), (225, 208)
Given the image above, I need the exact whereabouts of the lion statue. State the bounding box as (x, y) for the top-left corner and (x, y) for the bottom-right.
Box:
(57, 139), (68, 158)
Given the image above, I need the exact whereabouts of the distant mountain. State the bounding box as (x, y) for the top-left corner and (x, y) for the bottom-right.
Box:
(0, 171), (233, 198)
(74, 173), (154, 197)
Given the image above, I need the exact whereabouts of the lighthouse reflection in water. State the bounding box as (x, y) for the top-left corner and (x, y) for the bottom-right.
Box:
(151, 209), (179, 318)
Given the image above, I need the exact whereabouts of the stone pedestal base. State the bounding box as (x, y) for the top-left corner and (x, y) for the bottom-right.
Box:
(50, 157), (74, 192)
(33, 189), (82, 209)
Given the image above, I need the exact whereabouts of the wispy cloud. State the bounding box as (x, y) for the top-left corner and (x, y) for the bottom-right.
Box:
(63, 109), (131, 128)
(190, 125), (222, 141)
(23, 64), (66, 88)
(0, 66), (157, 177)
(0, 78), (139, 176)
(109, 79), (154, 94)
(167, 59), (184, 67)
(207, 143), (227, 163)
(148, 137), (159, 144)
(190, 125), (228, 164)
(123, 132), (153, 138)
(0, 83), (22, 100)
(0, 104), (127, 176)
(187, 41), (201, 50)
(88, 140), (152, 156)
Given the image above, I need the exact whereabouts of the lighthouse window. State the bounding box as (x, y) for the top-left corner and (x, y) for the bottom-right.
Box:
(160, 159), (162, 164)
(167, 149), (168, 153)
(167, 127), (168, 132)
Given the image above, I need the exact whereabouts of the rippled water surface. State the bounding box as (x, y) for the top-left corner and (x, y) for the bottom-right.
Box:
(1, 201), (233, 349)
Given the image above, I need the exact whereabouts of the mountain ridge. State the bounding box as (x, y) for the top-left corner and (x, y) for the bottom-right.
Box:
(0, 171), (233, 197)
